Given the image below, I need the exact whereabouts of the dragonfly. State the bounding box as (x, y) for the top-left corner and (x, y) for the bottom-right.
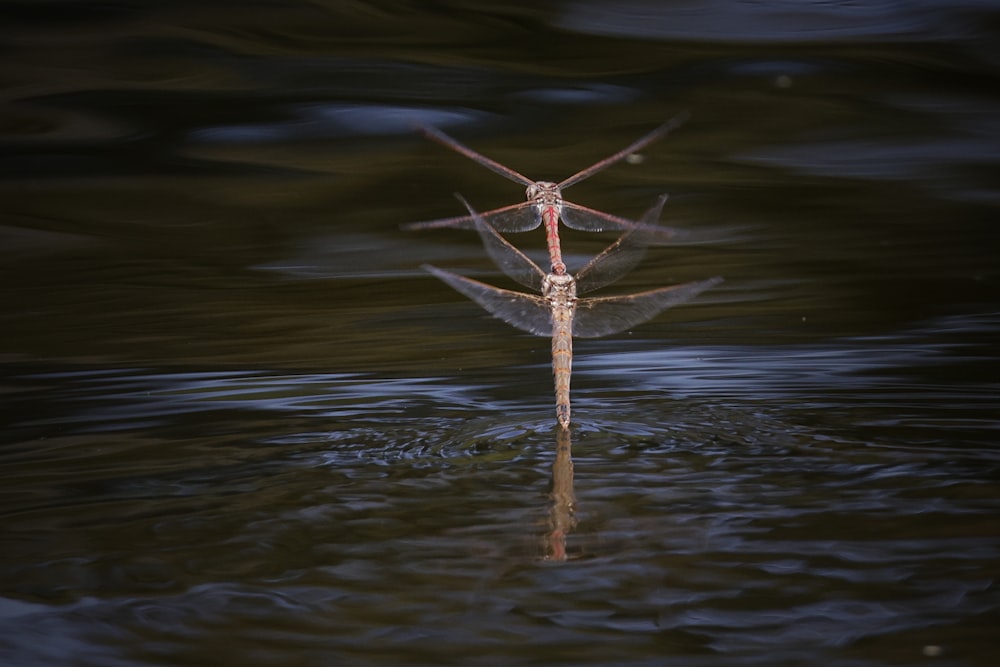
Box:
(424, 195), (721, 429)
(404, 113), (689, 276)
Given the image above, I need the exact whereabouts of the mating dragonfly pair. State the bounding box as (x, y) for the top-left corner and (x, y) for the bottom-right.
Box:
(404, 116), (721, 428)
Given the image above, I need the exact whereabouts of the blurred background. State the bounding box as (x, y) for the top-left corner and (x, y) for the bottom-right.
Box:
(1, 2), (998, 666)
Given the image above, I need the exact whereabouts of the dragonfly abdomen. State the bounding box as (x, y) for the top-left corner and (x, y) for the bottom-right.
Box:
(551, 307), (574, 428)
(541, 206), (566, 275)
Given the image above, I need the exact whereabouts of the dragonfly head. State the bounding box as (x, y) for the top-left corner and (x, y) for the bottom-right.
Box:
(526, 181), (562, 203)
(542, 272), (577, 300)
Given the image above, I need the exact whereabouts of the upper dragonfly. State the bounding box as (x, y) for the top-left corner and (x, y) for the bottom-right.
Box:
(424, 195), (721, 429)
(404, 113), (689, 275)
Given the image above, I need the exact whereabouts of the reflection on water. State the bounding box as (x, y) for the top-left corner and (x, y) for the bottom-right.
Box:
(3, 355), (998, 664)
(2, 0), (1000, 665)
(546, 427), (577, 561)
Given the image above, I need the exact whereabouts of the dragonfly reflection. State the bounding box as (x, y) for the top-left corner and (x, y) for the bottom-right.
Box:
(424, 195), (721, 428)
(546, 425), (576, 561)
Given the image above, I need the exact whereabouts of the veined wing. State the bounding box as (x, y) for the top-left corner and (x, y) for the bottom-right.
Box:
(558, 112), (690, 189)
(416, 123), (534, 187)
(456, 194), (545, 292)
(572, 277), (722, 338)
(418, 115), (688, 192)
(401, 201), (537, 232)
(560, 200), (680, 239)
(478, 201), (542, 233)
(560, 201), (642, 233)
(423, 264), (553, 337)
(574, 194), (669, 294)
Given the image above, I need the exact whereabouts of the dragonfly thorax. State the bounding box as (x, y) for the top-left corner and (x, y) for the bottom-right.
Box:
(542, 272), (577, 303)
(526, 181), (563, 205)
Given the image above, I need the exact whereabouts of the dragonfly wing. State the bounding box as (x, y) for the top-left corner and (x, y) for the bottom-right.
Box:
(481, 202), (542, 233)
(454, 195), (545, 291)
(560, 201), (680, 240)
(557, 112), (690, 189)
(560, 201), (633, 232)
(401, 211), (476, 231)
(423, 265), (553, 337)
(574, 194), (670, 294)
(402, 201), (530, 231)
(573, 231), (648, 294)
(416, 123), (534, 187)
(571, 277), (722, 338)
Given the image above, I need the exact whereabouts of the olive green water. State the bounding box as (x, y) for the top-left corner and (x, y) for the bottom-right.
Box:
(1, 2), (999, 666)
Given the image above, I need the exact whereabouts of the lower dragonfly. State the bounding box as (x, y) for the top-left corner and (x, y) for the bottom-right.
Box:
(404, 113), (689, 275)
(424, 195), (722, 428)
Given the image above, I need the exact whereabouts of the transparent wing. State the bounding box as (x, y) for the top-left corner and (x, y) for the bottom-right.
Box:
(559, 201), (640, 233)
(401, 201), (537, 232)
(455, 194), (545, 292)
(416, 123), (534, 186)
(481, 202), (542, 233)
(560, 201), (680, 240)
(558, 112), (690, 189)
(572, 277), (722, 338)
(574, 194), (669, 294)
(423, 265), (553, 337)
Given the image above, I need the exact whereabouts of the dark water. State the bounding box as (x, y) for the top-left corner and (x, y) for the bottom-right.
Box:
(2, 2), (999, 665)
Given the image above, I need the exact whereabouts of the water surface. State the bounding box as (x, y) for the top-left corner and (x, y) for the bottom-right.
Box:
(1, 1), (999, 665)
